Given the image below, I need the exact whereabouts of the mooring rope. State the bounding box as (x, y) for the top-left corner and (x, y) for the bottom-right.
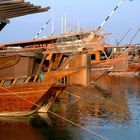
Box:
(0, 86), (109, 140)
(48, 110), (109, 140)
(62, 90), (100, 126)
(63, 90), (81, 99)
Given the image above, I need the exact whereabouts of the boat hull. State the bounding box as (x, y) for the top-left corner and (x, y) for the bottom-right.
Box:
(0, 83), (66, 117)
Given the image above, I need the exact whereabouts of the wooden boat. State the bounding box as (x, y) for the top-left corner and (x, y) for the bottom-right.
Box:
(0, 46), (87, 117)
(0, 0), (107, 116)
(0, 27), (107, 116)
(90, 45), (140, 79)
(0, 0), (89, 117)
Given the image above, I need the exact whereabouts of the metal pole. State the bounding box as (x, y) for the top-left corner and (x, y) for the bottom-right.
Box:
(51, 0), (54, 36)
(77, 20), (80, 34)
(98, 0), (125, 29)
(61, 16), (64, 34)
(117, 27), (132, 45)
(129, 28), (140, 45)
(34, 19), (51, 40)
(64, 12), (67, 34)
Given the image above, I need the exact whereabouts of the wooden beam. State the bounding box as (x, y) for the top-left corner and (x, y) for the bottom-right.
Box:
(0, 0), (24, 4)
(0, 6), (41, 13)
(0, 17), (9, 23)
(0, 0), (50, 19)
(0, 3), (33, 10)
(0, 8), (49, 19)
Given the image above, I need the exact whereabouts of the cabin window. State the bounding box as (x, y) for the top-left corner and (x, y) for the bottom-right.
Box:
(91, 54), (96, 60)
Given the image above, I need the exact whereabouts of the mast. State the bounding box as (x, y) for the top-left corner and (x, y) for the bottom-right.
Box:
(117, 27), (132, 45)
(98, 0), (125, 30)
(33, 19), (51, 40)
(51, 0), (55, 36)
(129, 28), (140, 45)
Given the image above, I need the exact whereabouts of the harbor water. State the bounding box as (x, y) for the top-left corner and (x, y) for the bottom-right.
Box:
(0, 76), (140, 140)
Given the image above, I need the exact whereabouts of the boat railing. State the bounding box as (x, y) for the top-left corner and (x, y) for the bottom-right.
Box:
(0, 75), (39, 87)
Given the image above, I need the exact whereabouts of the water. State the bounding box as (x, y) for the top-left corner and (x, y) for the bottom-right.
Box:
(0, 76), (140, 140)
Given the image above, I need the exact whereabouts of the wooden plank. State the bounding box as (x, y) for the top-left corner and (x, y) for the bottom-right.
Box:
(0, 9), (49, 19)
(0, 6), (41, 13)
(0, 0), (24, 4)
(0, 55), (20, 70)
(0, 1), (50, 19)
(0, 3), (33, 10)
(0, 2), (31, 6)
(0, 7), (49, 14)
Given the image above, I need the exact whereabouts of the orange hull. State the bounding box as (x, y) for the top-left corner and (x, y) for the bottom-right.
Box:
(0, 83), (65, 116)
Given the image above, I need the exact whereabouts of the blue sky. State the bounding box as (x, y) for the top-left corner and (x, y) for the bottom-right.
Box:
(0, 0), (139, 44)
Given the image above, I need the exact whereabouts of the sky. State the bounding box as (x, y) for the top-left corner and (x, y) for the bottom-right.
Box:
(0, 0), (139, 45)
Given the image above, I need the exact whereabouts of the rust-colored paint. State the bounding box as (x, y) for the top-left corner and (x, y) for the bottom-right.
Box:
(0, 83), (66, 115)
(67, 54), (91, 86)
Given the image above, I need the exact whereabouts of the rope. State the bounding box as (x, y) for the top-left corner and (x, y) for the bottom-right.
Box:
(63, 90), (81, 99)
(0, 86), (42, 107)
(48, 110), (109, 140)
(0, 89), (46, 96)
(93, 67), (113, 83)
(63, 90), (102, 126)
(0, 86), (109, 140)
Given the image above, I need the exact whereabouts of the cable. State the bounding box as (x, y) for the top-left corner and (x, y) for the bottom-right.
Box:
(48, 110), (109, 140)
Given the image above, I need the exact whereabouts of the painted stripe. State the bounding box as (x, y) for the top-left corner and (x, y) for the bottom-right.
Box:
(34, 19), (51, 40)
(105, 16), (110, 21)
(114, 5), (119, 11)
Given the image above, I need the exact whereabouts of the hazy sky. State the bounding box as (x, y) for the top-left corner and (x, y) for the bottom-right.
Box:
(0, 0), (139, 44)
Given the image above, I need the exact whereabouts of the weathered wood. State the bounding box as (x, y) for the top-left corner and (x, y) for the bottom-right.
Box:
(33, 54), (48, 82)
(0, 83), (66, 116)
(51, 54), (63, 70)
(0, 55), (20, 70)
(0, 2), (32, 9)
(67, 54), (91, 85)
(45, 66), (86, 84)
(0, 0), (50, 19)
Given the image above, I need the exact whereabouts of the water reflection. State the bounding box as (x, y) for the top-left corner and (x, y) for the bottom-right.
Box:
(0, 76), (140, 140)
(53, 84), (130, 125)
(0, 116), (44, 140)
(0, 114), (77, 140)
(50, 76), (140, 139)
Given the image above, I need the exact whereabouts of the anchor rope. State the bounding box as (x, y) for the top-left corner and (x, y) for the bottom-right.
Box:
(48, 110), (109, 140)
(0, 86), (109, 140)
